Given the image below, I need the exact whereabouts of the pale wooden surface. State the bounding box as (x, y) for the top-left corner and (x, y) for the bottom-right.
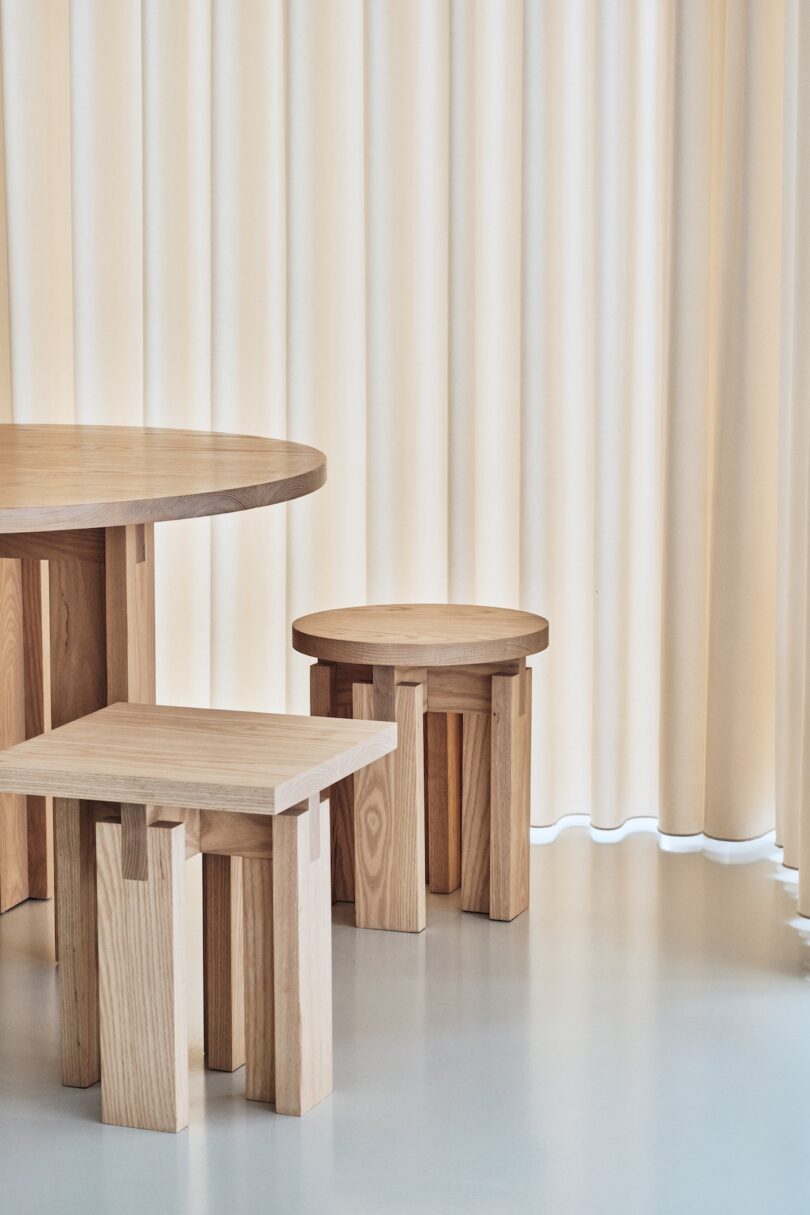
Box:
(460, 712), (492, 915)
(97, 819), (188, 1133)
(0, 560), (27, 911)
(352, 679), (426, 933)
(202, 854), (245, 1073)
(0, 424), (326, 532)
(490, 669), (531, 921)
(425, 712), (462, 895)
(310, 661), (355, 903)
(120, 803), (148, 881)
(0, 701), (398, 815)
(273, 797), (333, 1116)
(22, 559), (52, 899)
(48, 558), (107, 728)
(55, 798), (99, 1087)
(243, 857), (274, 1103)
(293, 603), (549, 667)
(105, 524), (156, 706)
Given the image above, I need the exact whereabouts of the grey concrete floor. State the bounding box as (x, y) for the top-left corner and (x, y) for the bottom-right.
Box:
(2, 823), (810, 1215)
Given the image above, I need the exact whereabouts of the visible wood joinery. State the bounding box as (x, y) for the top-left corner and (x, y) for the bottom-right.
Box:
(97, 819), (188, 1133)
(425, 712), (462, 894)
(202, 854), (245, 1073)
(0, 700), (407, 1126)
(120, 803), (148, 882)
(0, 559), (27, 912)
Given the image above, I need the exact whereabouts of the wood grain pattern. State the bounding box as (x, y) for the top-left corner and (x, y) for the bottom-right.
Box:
(243, 857), (274, 1103)
(120, 803), (148, 881)
(352, 680), (426, 933)
(273, 797), (332, 1115)
(425, 661), (522, 713)
(22, 559), (53, 900)
(97, 819), (188, 1133)
(0, 424), (326, 533)
(0, 559), (27, 911)
(0, 701), (398, 815)
(0, 529), (105, 563)
(425, 712), (462, 895)
(105, 524), (156, 706)
(199, 809), (273, 859)
(310, 662), (355, 903)
(293, 604), (548, 667)
(55, 798), (99, 1087)
(202, 854), (245, 1073)
(490, 669), (531, 922)
(461, 712), (491, 915)
(48, 559), (107, 728)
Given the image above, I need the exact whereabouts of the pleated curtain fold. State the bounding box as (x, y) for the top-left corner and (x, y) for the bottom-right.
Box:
(0, 1), (806, 892)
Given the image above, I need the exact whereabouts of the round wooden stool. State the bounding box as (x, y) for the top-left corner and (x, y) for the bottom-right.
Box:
(292, 604), (549, 931)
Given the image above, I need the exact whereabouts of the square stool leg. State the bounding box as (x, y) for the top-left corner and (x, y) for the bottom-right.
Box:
(55, 797), (99, 1087)
(242, 856), (274, 1103)
(202, 853), (245, 1072)
(272, 796), (332, 1115)
(352, 676), (426, 932)
(490, 668), (532, 921)
(96, 819), (188, 1132)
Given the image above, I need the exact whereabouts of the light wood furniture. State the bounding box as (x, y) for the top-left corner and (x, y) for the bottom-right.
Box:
(0, 422), (326, 915)
(0, 702), (396, 1131)
(293, 604), (549, 931)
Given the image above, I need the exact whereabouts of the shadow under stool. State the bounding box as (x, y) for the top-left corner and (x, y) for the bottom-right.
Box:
(292, 604), (549, 932)
(0, 702), (396, 1131)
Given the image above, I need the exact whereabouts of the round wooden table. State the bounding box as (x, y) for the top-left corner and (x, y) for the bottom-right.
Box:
(0, 424), (326, 914)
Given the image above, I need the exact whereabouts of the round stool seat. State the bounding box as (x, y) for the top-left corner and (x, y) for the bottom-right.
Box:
(292, 603), (549, 668)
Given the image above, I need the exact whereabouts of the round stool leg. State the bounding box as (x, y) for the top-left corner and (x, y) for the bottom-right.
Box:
(490, 668), (531, 921)
(352, 672), (426, 932)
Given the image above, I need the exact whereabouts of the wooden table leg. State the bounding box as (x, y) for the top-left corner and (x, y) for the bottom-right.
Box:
(0, 559), (27, 912)
(47, 525), (156, 1082)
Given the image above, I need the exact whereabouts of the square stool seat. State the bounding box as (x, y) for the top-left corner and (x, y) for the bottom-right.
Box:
(0, 702), (396, 1132)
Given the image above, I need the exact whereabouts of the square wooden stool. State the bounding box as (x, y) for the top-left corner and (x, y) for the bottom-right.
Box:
(292, 604), (549, 932)
(0, 703), (396, 1132)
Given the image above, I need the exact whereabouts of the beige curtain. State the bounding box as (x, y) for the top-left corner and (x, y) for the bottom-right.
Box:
(0, 2), (803, 868)
(780, 0), (810, 904)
